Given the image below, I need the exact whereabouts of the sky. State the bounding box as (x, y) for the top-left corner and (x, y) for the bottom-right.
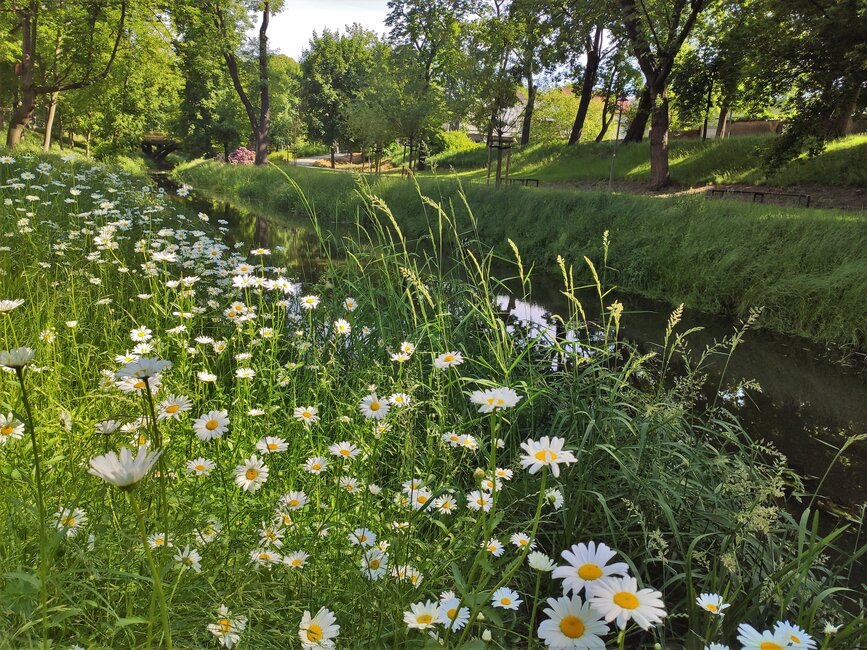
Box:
(257, 0), (391, 60)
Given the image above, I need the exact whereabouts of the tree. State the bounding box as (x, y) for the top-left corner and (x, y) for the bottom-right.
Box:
(201, 0), (284, 165)
(617, 0), (710, 188)
(300, 25), (382, 167)
(5, 0), (128, 148)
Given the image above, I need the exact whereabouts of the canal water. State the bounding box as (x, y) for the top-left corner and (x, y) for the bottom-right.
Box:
(157, 174), (867, 522)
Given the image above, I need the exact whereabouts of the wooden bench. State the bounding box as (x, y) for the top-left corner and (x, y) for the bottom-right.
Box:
(707, 187), (812, 207)
(508, 178), (540, 187)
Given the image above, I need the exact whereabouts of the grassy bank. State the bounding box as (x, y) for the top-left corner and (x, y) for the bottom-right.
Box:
(175, 160), (867, 349)
(423, 134), (867, 187)
(2, 151), (864, 648)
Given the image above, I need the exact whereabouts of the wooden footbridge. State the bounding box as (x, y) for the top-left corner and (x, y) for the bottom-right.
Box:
(141, 132), (178, 160)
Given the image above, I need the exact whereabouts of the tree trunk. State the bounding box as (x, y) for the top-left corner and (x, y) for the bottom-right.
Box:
(330, 141), (336, 169)
(568, 26), (604, 145)
(716, 103), (729, 139)
(6, 7), (37, 149)
(255, 2), (271, 165)
(520, 55), (536, 145)
(43, 92), (59, 151)
(623, 87), (651, 143)
(85, 129), (92, 158)
(828, 80), (861, 138)
(649, 91), (670, 189)
(701, 77), (713, 141)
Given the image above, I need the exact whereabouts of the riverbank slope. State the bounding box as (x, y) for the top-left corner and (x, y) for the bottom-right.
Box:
(174, 159), (867, 350)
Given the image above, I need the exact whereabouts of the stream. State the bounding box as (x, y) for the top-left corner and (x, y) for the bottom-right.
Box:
(155, 173), (867, 526)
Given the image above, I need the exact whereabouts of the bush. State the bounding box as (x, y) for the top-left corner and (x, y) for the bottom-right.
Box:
(228, 146), (256, 164)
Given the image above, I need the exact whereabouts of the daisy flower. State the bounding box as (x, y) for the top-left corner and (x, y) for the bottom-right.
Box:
(520, 436), (577, 477)
(193, 410), (229, 441)
(148, 533), (171, 549)
(54, 507), (87, 537)
(411, 488), (433, 510)
(404, 600), (440, 630)
(89, 446), (162, 489)
(434, 351), (464, 369)
(343, 297), (357, 311)
(696, 592), (730, 616)
(348, 528), (376, 547)
(303, 456), (328, 474)
(438, 597), (470, 631)
(0, 413), (25, 444)
(528, 551), (557, 572)
(284, 550), (309, 569)
(281, 491), (308, 510)
(511, 533), (536, 550)
(250, 548), (282, 566)
(774, 621), (816, 649)
(359, 394), (389, 420)
(299, 607), (339, 649)
(466, 490), (492, 512)
(234, 455), (268, 492)
(294, 405), (319, 425)
(389, 392), (411, 407)
(339, 477), (359, 494)
(361, 548), (389, 580)
(492, 587), (523, 610)
(328, 441), (360, 459)
(484, 538), (505, 557)
(737, 624), (793, 650)
(537, 595), (609, 649)
(553, 541), (629, 596)
(433, 493), (458, 515)
(130, 326), (152, 343)
(299, 295), (320, 310)
(333, 319), (351, 335)
(0, 346), (35, 369)
(259, 524), (284, 548)
(157, 395), (191, 421)
(469, 386), (522, 413)
(186, 457), (215, 476)
(256, 436), (288, 454)
(207, 605), (247, 648)
(587, 576), (667, 630)
(174, 545), (202, 572)
(234, 367), (255, 380)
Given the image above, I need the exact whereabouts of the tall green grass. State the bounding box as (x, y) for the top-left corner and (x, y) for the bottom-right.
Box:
(175, 160), (867, 348)
(2, 151), (864, 648)
(425, 134), (867, 187)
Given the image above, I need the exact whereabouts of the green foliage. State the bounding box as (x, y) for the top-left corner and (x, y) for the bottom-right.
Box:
(2, 152), (865, 648)
(175, 158), (867, 348)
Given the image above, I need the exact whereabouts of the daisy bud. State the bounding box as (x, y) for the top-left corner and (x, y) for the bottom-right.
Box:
(481, 629), (492, 642)
(473, 467), (486, 480)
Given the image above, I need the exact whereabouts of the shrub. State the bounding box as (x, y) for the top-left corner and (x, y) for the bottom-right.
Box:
(228, 146), (255, 164)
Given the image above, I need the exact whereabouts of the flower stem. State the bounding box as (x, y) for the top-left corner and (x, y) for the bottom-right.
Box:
(17, 368), (49, 648)
(526, 569), (543, 650)
(130, 490), (173, 650)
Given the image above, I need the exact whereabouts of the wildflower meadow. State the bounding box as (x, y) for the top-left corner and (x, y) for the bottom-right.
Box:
(0, 152), (864, 649)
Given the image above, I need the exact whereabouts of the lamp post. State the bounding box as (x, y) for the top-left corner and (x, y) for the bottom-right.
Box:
(608, 95), (628, 193)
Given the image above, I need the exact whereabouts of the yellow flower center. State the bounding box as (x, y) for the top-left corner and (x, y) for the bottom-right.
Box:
(447, 608), (457, 620)
(760, 644), (783, 650)
(705, 603), (718, 612)
(205, 419), (219, 431)
(417, 495), (428, 503)
(217, 618), (232, 633)
(259, 553), (270, 561)
(2, 425), (14, 435)
(340, 449), (350, 456)
(267, 442), (279, 450)
(62, 516), (75, 527)
(559, 615), (585, 639)
(578, 563), (603, 580)
(357, 534), (367, 542)
(291, 559), (301, 566)
(306, 623), (323, 642)
(166, 404), (180, 413)
(487, 544), (497, 552)
(195, 464), (205, 472)
(137, 435), (147, 445)
(534, 449), (558, 462)
(245, 468), (258, 480)
(444, 355), (454, 362)
(134, 380), (146, 389)
(790, 635), (802, 644)
(416, 614), (433, 625)
(303, 411), (311, 418)
(311, 463), (321, 471)
(369, 559), (381, 570)
(154, 538), (164, 546)
(289, 499), (299, 507)
(613, 592), (639, 610)
(370, 401), (380, 411)
(501, 597), (511, 606)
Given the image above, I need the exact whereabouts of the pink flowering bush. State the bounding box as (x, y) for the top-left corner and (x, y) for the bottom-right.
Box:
(227, 147), (255, 165)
